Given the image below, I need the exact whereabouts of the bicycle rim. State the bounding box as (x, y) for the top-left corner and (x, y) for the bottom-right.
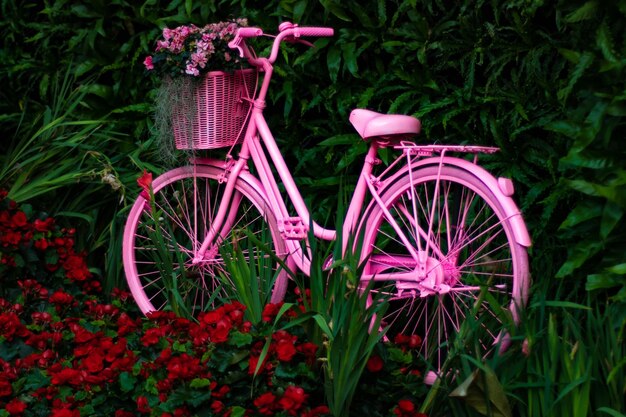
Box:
(122, 165), (288, 317)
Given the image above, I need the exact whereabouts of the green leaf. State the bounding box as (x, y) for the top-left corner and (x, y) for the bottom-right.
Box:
(342, 42), (359, 77)
(596, 21), (618, 62)
(597, 408), (626, 417)
(318, 134), (359, 147)
(228, 331), (253, 347)
(601, 202), (623, 239)
(607, 263), (626, 274)
(119, 371), (137, 393)
(189, 378), (212, 388)
(230, 406), (246, 417)
(450, 367), (512, 417)
(557, 52), (594, 104)
(319, 0), (352, 21)
(564, 1), (599, 23)
(559, 201), (602, 229)
(22, 368), (50, 391)
(530, 300), (591, 310)
(586, 274), (622, 291)
(327, 46), (341, 82)
(388, 346), (412, 365)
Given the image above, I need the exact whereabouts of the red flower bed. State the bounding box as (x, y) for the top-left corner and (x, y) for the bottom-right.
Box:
(0, 192), (428, 416)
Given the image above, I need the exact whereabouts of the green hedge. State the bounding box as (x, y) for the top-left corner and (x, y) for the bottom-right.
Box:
(1, 0), (625, 313)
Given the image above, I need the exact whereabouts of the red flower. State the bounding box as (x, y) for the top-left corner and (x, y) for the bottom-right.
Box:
(278, 385), (307, 415)
(0, 312), (29, 341)
(366, 355), (384, 372)
(83, 353), (104, 373)
(166, 354), (203, 381)
(262, 302), (284, 322)
(137, 170), (153, 195)
(50, 409), (80, 417)
(297, 342), (318, 357)
(136, 396), (151, 414)
(394, 334), (422, 349)
(115, 411), (135, 417)
(0, 378), (13, 397)
(5, 398), (27, 415)
(301, 405), (331, 417)
(50, 367), (82, 387)
(141, 326), (167, 347)
(209, 317), (232, 343)
(72, 326), (98, 344)
(254, 392), (277, 416)
(49, 290), (74, 307)
(248, 355), (266, 375)
(275, 338), (297, 362)
(62, 255), (91, 282)
(11, 211), (28, 228)
(33, 217), (55, 232)
(210, 400), (225, 414)
(34, 238), (49, 250)
(392, 399), (427, 417)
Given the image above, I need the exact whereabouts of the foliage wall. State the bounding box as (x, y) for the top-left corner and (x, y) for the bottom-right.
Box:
(1, 0), (626, 315)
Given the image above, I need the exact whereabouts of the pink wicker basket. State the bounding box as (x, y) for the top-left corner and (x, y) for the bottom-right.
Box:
(172, 69), (256, 150)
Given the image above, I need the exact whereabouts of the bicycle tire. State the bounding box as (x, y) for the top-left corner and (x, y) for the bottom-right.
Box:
(122, 165), (288, 317)
(358, 165), (529, 375)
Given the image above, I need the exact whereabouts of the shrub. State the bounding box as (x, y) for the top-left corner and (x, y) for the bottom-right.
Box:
(0, 193), (429, 417)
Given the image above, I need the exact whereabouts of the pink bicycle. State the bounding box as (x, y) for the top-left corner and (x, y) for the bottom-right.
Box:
(123, 22), (530, 375)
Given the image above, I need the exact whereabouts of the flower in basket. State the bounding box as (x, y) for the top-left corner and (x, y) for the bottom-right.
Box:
(144, 19), (249, 78)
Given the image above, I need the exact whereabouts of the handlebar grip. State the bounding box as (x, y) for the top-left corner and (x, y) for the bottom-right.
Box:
(297, 27), (334, 37)
(238, 27), (264, 38)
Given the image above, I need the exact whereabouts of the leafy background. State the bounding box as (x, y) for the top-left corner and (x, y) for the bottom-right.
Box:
(1, 0), (625, 415)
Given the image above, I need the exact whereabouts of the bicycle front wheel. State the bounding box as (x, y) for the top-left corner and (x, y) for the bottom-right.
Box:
(122, 165), (288, 317)
(359, 165), (529, 374)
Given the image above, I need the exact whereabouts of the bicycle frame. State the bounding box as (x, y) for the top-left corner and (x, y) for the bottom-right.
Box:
(192, 23), (531, 282)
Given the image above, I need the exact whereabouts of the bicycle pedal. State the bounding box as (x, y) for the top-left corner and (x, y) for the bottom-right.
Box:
(278, 217), (309, 240)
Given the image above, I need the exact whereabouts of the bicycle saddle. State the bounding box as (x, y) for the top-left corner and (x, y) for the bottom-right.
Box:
(349, 109), (421, 140)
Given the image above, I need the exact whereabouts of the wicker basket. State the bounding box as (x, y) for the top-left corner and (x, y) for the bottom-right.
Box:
(171, 69), (256, 150)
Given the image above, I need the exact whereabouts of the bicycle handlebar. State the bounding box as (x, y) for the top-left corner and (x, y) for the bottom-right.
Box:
(228, 22), (334, 63)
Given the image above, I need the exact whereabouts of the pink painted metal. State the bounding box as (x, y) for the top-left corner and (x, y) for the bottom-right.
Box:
(172, 69), (256, 149)
(349, 109), (421, 139)
(123, 21), (531, 383)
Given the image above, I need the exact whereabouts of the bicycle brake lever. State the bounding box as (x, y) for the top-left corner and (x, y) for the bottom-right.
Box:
(228, 36), (245, 58)
(298, 39), (315, 48)
(284, 37), (315, 48)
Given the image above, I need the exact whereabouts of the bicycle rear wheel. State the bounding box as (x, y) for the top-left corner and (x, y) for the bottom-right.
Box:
(359, 165), (529, 375)
(123, 165), (288, 317)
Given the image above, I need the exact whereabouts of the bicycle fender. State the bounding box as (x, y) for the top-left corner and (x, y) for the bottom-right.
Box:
(385, 156), (532, 247)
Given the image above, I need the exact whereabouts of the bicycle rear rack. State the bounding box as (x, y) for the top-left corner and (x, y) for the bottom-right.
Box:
(395, 141), (499, 157)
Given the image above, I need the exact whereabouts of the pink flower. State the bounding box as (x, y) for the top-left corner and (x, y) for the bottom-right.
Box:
(185, 64), (200, 76)
(155, 40), (168, 51)
(191, 52), (207, 69)
(143, 56), (154, 70)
